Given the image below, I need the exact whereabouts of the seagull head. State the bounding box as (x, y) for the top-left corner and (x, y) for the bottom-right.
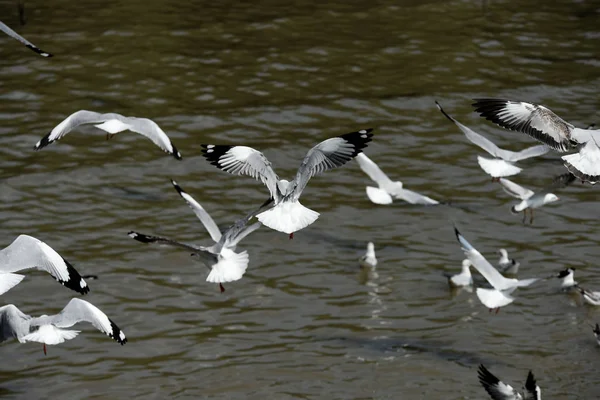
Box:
(277, 179), (290, 194)
(543, 193), (559, 204)
(461, 259), (472, 274)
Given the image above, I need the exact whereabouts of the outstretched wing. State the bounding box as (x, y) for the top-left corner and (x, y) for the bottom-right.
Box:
(498, 178), (534, 200)
(354, 153), (394, 187)
(291, 129), (373, 199)
(523, 371), (541, 400)
(0, 20), (52, 57)
(171, 180), (222, 243)
(478, 364), (521, 400)
(0, 304), (31, 342)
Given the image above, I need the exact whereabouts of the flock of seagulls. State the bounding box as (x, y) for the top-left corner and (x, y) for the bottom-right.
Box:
(1, 19), (598, 398)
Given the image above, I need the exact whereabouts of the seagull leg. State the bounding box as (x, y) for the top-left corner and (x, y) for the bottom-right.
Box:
(522, 210), (527, 224)
(289, 232), (294, 240)
(495, 308), (500, 314)
(106, 133), (115, 141)
(530, 209), (534, 224)
(219, 283), (225, 293)
(43, 343), (47, 355)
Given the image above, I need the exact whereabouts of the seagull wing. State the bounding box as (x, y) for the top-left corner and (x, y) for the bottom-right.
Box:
(506, 144), (550, 162)
(36, 298), (127, 344)
(523, 371), (541, 400)
(171, 180), (222, 243)
(498, 178), (534, 200)
(393, 188), (439, 205)
(472, 98), (577, 152)
(291, 129), (373, 199)
(354, 152), (394, 187)
(0, 20), (52, 57)
(540, 172), (575, 194)
(454, 228), (515, 291)
(0, 235), (89, 294)
(0, 304), (31, 342)
(35, 110), (117, 149)
(127, 231), (217, 267)
(478, 364), (522, 400)
(0, 273), (25, 296)
(201, 145), (280, 200)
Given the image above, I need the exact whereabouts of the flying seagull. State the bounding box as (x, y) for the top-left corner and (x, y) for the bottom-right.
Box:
(0, 20), (52, 57)
(359, 242), (377, 268)
(472, 98), (600, 184)
(34, 110), (182, 160)
(478, 364), (541, 400)
(201, 129), (373, 238)
(498, 173), (574, 224)
(0, 235), (89, 295)
(436, 101), (548, 180)
(0, 298), (126, 355)
(128, 180), (271, 292)
(443, 259), (473, 287)
(454, 228), (539, 312)
(497, 249), (519, 275)
(354, 153), (439, 205)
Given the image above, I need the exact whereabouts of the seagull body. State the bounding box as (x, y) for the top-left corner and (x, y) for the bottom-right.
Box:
(478, 364), (541, 400)
(0, 235), (89, 295)
(0, 298), (126, 355)
(472, 98), (600, 184)
(129, 180), (270, 291)
(201, 129), (373, 236)
(454, 228), (539, 311)
(556, 268), (577, 290)
(436, 101), (549, 180)
(498, 173), (574, 223)
(359, 242), (377, 268)
(497, 249), (519, 275)
(354, 153), (439, 205)
(578, 286), (600, 306)
(443, 259), (473, 287)
(34, 110), (181, 159)
(0, 20), (52, 57)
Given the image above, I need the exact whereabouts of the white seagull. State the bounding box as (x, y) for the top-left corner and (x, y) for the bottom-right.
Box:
(436, 101), (549, 180)
(472, 98), (600, 184)
(478, 364), (541, 400)
(455, 228), (539, 312)
(497, 249), (519, 275)
(577, 286), (600, 306)
(34, 110), (182, 159)
(128, 180), (271, 292)
(0, 298), (127, 355)
(0, 20), (52, 57)
(498, 173), (574, 224)
(0, 235), (89, 295)
(443, 259), (473, 287)
(201, 129), (374, 238)
(354, 153), (439, 205)
(555, 268), (577, 290)
(359, 242), (377, 268)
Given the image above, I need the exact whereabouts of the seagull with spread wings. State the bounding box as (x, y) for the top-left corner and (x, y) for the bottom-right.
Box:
(0, 298), (126, 355)
(436, 101), (549, 180)
(201, 129), (373, 238)
(498, 173), (574, 224)
(478, 364), (541, 400)
(34, 110), (182, 159)
(0, 20), (52, 57)
(473, 98), (600, 184)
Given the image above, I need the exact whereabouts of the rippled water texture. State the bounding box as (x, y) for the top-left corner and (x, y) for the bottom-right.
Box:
(1, 0), (600, 398)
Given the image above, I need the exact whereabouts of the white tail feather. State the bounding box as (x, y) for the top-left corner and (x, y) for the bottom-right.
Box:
(476, 288), (514, 309)
(94, 119), (130, 134)
(206, 249), (249, 283)
(21, 325), (81, 345)
(365, 186), (393, 205)
(477, 156), (522, 178)
(0, 273), (25, 295)
(256, 201), (319, 234)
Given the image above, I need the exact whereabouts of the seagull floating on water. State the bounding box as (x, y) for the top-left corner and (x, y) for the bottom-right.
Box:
(0, 235), (89, 295)
(0, 298), (126, 355)
(436, 101), (548, 180)
(498, 173), (574, 224)
(34, 110), (182, 159)
(555, 268), (577, 290)
(472, 98), (600, 184)
(478, 364), (541, 400)
(359, 242), (377, 268)
(497, 249), (519, 275)
(354, 153), (439, 205)
(443, 259), (473, 287)
(0, 20), (52, 57)
(577, 286), (600, 306)
(201, 129), (373, 238)
(454, 228), (539, 312)
(129, 180), (271, 292)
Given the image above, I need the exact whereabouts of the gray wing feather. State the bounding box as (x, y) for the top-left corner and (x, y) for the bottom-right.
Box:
(0, 305), (31, 342)
(0, 20), (52, 57)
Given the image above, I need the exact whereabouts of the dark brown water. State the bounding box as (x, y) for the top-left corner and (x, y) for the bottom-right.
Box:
(1, 0), (600, 398)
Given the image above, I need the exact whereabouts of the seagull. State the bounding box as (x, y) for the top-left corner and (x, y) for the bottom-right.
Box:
(478, 364), (541, 400)
(201, 129), (373, 238)
(34, 110), (182, 160)
(591, 323), (600, 346)
(454, 228), (539, 312)
(354, 153), (439, 205)
(359, 242), (377, 268)
(472, 98), (600, 184)
(443, 259), (473, 287)
(0, 235), (89, 295)
(0, 20), (52, 57)
(436, 101), (549, 180)
(0, 298), (127, 355)
(498, 173), (574, 224)
(128, 180), (271, 292)
(497, 249), (519, 275)
(555, 268), (577, 290)
(577, 286), (600, 306)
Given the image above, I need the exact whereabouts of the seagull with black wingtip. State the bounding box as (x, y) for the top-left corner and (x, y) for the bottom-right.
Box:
(478, 364), (541, 400)
(0, 20), (52, 57)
